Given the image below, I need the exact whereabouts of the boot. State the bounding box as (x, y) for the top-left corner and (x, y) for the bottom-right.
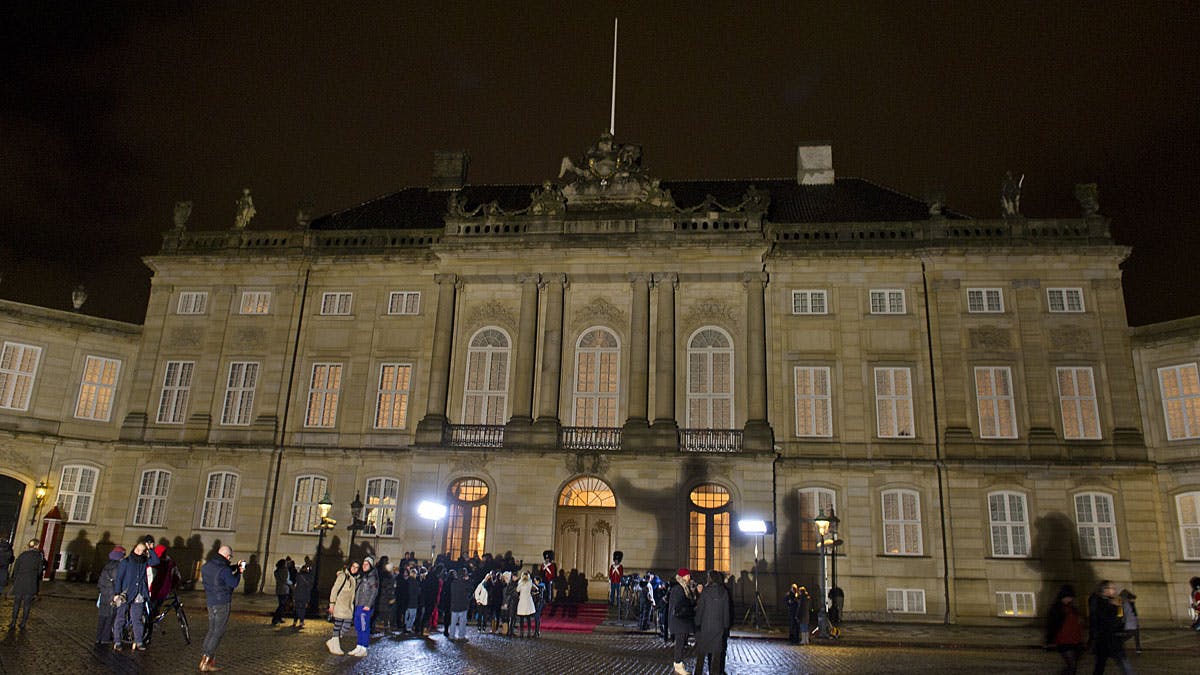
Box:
(348, 645), (368, 657)
(673, 662), (689, 675)
(198, 655), (224, 672)
(325, 635), (344, 655)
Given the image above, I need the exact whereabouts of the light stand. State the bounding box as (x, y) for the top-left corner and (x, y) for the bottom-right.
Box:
(813, 507), (839, 639)
(417, 501), (447, 562)
(737, 519), (772, 629)
(309, 491), (336, 616)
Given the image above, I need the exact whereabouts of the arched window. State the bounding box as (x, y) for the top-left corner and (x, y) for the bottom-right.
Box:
(559, 477), (616, 507)
(201, 471), (239, 530)
(462, 328), (510, 425)
(687, 328), (734, 429)
(688, 484), (731, 571)
(445, 478), (489, 559)
(364, 477), (399, 536)
(573, 328), (620, 427)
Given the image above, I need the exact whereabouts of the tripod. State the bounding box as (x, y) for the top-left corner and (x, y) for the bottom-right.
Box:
(742, 535), (771, 629)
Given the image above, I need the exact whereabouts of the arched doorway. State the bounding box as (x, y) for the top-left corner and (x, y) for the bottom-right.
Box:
(555, 477), (616, 591)
(0, 475), (26, 543)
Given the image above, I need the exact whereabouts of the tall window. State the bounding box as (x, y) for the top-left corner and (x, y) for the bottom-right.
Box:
(239, 291), (271, 315)
(573, 328), (620, 427)
(387, 291), (421, 315)
(1158, 363), (1200, 440)
(305, 363), (342, 427)
(975, 367), (1017, 439)
(966, 288), (1004, 313)
(445, 478), (489, 559)
(875, 367), (914, 438)
(290, 475), (328, 533)
(177, 291), (208, 315)
(57, 465), (99, 523)
(156, 361), (194, 424)
(1177, 492), (1200, 560)
(201, 471), (238, 530)
(791, 290), (828, 315)
(134, 469), (171, 527)
(375, 363), (413, 429)
(689, 484), (731, 572)
(687, 328), (734, 429)
(0, 341), (42, 411)
(886, 588), (926, 613)
(1057, 367), (1101, 440)
(798, 487), (836, 551)
(462, 328), (510, 425)
(988, 491), (1030, 557)
(75, 356), (121, 421)
(363, 477), (399, 536)
(793, 366), (832, 437)
(882, 489), (922, 555)
(1047, 288), (1085, 313)
(220, 361), (259, 425)
(869, 289), (906, 314)
(1074, 492), (1118, 559)
(320, 292), (353, 315)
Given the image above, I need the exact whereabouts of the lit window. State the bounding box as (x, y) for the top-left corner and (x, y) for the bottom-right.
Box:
(875, 367), (914, 438)
(798, 487), (836, 551)
(201, 472), (238, 530)
(75, 355), (121, 422)
(573, 328), (620, 427)
(559, 476), (617, 507)
(988, 491), (1030, 557)
(1158, 363), (1200, 440)
(975, 367), (1017, 439)
(177, 292), (208, 315)
(133, 469), (171, 527)
(1074, 492), (1118, 559)
(882, 489), (922, 555)
(794, 366), (832, 437)
(996, 591), (1035, 617)
(363, 477), (399, 536)
(967, 288), (1004, 313)
(305, 363), (342, 427)
(869, 289), (906, 315)
(320, 292), (353, 315)
(462, 328), (509, 425)
(791, 290), (828, 315)
(1177, 492), (1200, 560)
(688, 484), (731, 572)
(0, 341), (42, 411)
(687, 328), (734, 429)
(1047, 288), (1085, 313)
(156, 361), (194, 424)
(290, 475), (328, 533)
(445, 478), (489, 559)
(1057, 367), (1101, 439)
(220, 362), (259, 425)
(240, 291), (271, 315)
(57, 465), (99, 523)
(387, 291), (421, 315)
(886, 588), (925, 613)
(375, 363), (413, 429)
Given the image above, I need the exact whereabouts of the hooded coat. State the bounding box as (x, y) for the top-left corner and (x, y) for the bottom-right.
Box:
(329, 568), (358, 620)
(694, 582), (731, 655)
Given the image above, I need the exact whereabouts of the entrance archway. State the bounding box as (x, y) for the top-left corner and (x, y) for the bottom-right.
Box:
(0, 475), (26, 543)
(555, 476), (616, 595)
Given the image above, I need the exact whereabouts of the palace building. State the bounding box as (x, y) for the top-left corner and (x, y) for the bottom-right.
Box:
(1, 133), (1197, 625)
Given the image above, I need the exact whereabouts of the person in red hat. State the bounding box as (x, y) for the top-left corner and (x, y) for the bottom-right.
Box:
(668, 568), (697, 675)
(148, 543), (181, 625)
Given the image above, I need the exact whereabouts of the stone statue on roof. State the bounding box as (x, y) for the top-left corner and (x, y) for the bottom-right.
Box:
(529, 180), (566, 216)
(1074, 183), (1100, 217)
(296, 201), (314, 229)
(234, 188), (256, 229)
(173, 201), (192, 230)
(739, 185), (771, 213)
(637, 178), (675, 210)
(1000, 172), (1023, 217)
(559, 130), (645, 187)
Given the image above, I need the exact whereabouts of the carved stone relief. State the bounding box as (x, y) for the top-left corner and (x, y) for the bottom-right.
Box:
(573, 296), (626, 331)
(968, 326), (1012, 350)
(1050, 325), (1093, 352)
(167, 327), (203, 349)
(450, 453), (490, 475)
(233, 327), (267, 349)
(465, 300), (517, 332)
(682, 298), (742, 338)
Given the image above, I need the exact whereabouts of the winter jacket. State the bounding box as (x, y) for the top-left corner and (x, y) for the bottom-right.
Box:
(114, 549), (160, 602)
(329, 569), (357, 620)
(200, 556), (240, 607)
(450, 576), (472, 612)
(273, 565), (291, 596)
(378, 570), (397, 609)
(694, 583), (731, 655)
(292, 569), (314, 606)
(516, 578), (536, 616)
(150, 556), (180, 601)
(355, 568), (378, 609)
(404, 576), (420, 609)
(97, 559), (121, 602)
(9, 549), (44, 597)
(667, 581), (696, 634)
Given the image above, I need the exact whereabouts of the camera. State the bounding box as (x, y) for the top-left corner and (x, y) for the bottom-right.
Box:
(237, 560), (247, 573)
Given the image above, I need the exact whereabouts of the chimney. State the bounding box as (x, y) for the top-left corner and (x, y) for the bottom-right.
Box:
(797, 143), (834, 185)
(431, 150), (470, 190)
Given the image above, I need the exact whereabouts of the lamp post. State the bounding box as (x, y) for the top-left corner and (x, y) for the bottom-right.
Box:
(417, 501), (447, 561)
(347, 492), (365, 557)
(813, 507), (839, 638)
(29, 480), (49, 525)
(310, 492), (336, 616)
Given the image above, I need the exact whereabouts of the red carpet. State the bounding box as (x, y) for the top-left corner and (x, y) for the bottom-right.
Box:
(538, 602), (609, 633)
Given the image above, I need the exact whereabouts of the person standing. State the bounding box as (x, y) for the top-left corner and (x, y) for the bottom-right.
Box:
(516, 570), (536, 637)
(376, 561), (396, 634)
(270, 559), (291, 626)
(349, 557), (377, 657)
(0, 539), (14, 596)
(199, 546), (242, 671)
(668, 568), (697, 675)
(654, 576), (671, 644)
(532, 572), (546, 637)
(1089, 580), (1134, 675)
(112, 536), (159, 649)
(786, 583), (801, 644)
(1045, 584), (1085, 675)
(797, 585), (812, 645)
(608, 551), (624, 607)
(694, 570), (731, 675)
(403, 567), (421, 634)
(327, 560), (358, 655)
(8, 539), (45, 631)
(1190, 576), (1200, 631)
(1118, 589), (1140, 656)
(448, 569), (471, 641)
(148, 544), (181, 624)
(95, 546), (124, 646)
(291, 564), (314, 629)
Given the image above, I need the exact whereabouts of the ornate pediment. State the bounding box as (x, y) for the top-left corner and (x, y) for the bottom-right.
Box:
(465, 300), (517, 331)
(682, 298), (742, 337)
(558, 131), (675, 211)
(574, 296), (626, 327)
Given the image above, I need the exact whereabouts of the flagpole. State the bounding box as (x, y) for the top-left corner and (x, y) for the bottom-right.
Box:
(610, 18), (618, 136)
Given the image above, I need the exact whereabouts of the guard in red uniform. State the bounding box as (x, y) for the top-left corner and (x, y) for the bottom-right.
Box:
(608, 551), (624, 606)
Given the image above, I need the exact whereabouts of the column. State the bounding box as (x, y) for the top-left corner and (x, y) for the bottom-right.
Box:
(743, 270), (774, 451)
(651, 273), (678, 445)
(622, 273), (652, 444)
(505, 273), (540, 445)
(533, 274), (567, 444)
(416, 273), (459, 444)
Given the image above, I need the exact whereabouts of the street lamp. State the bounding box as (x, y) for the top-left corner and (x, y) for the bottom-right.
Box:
(417, 500), (447, 561)
(29, 480), (49, 525)
(347, 491), (365, 556)
(813, 507), (839, 639)
(310, 491), (336, 615)
(737, 518), (773, 629)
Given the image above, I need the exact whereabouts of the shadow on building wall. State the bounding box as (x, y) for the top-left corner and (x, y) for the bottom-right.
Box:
(1028, 512), (1096, 621)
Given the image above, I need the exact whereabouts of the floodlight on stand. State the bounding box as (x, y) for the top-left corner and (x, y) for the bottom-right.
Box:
(417, 501), (447, 521)
(737, 519), (768, 534)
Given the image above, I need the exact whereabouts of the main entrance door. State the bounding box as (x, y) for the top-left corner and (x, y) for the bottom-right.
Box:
(0, 476), (26, 543)
(555, 477), (616, 593)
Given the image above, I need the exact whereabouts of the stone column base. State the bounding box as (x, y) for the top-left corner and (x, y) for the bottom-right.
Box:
(415, 415), (447, 445)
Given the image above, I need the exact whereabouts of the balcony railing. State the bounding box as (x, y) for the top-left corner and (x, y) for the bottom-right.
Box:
(560, 426), (622, 451)
(680, 428), (743, 453)
(443, 424), (504, 449)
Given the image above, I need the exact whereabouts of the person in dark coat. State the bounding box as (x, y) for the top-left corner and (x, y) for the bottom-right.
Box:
(291, 564), (314, 628)
(667, 569), (697, 675)
(418, 566), (439, 635)
(486, 571), (505, 632)
(0, 539), (14, 595)
(448, 569), (472, 640)
(199, 545), (242, 672)
(1045, 584), (1085, 675)
(404, 567), (421, 633)
(270, 558), (291, 625)
(7, 539), (44, 631)
(694, 570), (732, 675)
(111, 536), (160, 649)
(95, 546), (125, 645)
(1088, 580), (1133, 675)
(375, 561), (396, 634)
(654, 576), (671, 643)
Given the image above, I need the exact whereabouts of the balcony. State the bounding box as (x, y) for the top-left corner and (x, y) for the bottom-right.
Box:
(680, 429), (744, 453)
(560, 426), (622, 451)
(443, 424), (504, 449)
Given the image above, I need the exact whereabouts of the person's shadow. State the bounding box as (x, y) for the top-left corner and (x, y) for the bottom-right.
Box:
(1028, 511), (1096, 629)
(64, 529), (94, 582)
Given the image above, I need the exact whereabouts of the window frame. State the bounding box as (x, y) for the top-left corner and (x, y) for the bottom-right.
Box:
(57, 464), (99, 523)
(239, 291), (272, 315)
(1074, 491), (1119, 560)
(572, 327), (621, 428)
(74, 355), (121, 422)
(1158, 363), (1200, 441)
(886, 588), (926, 614)
(155, 360), (194, 424)
(363, 476), (400, 537)
(319, 292), (353, 316)
(974, 366), (1018, 439)
(996, 591), (1036, 617)
(445, 478), (490, 559)
(793, 366), (832, 438)
(387, 291), (421, 315)
(177, 291), (208, 315)
(1047, 287), (1085, 313)
(200, 471), (239, 531)
(791, 289), (829, 315)
(966, 288), (1004, 313)
(869, 289), (906, 315)
(1056, 366), (1101, 440)
(685, 327), (735, 430)
(133, 469), (171, 527)
(987, 491), (1030, 558)
(220, 361), (260, 426)
(881, 488), (923, 556)
(374, 362), (413, 430)
(874, 366), (915, 439)
(0, 341), (42, 411)
(797, 487), (836, 551)
(1175, 491), (1200, 560)
(304, 362), (343, 428)
(289, 474), (329, 534)
(688, 483), (732, 573)
(461, 327), (511, 426)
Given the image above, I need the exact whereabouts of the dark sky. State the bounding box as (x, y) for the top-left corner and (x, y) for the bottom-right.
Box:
(2, 2), (1197, 326)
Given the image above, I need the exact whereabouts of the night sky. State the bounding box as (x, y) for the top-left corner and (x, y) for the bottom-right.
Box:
(2, 3), (1197, 326)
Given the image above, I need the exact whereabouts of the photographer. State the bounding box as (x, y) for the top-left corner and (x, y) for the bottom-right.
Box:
(199, 545), (242, 672)
(112, 536), (160, 650)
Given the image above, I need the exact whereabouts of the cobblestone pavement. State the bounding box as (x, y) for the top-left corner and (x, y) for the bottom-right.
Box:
(1, 595), (1196, 674)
